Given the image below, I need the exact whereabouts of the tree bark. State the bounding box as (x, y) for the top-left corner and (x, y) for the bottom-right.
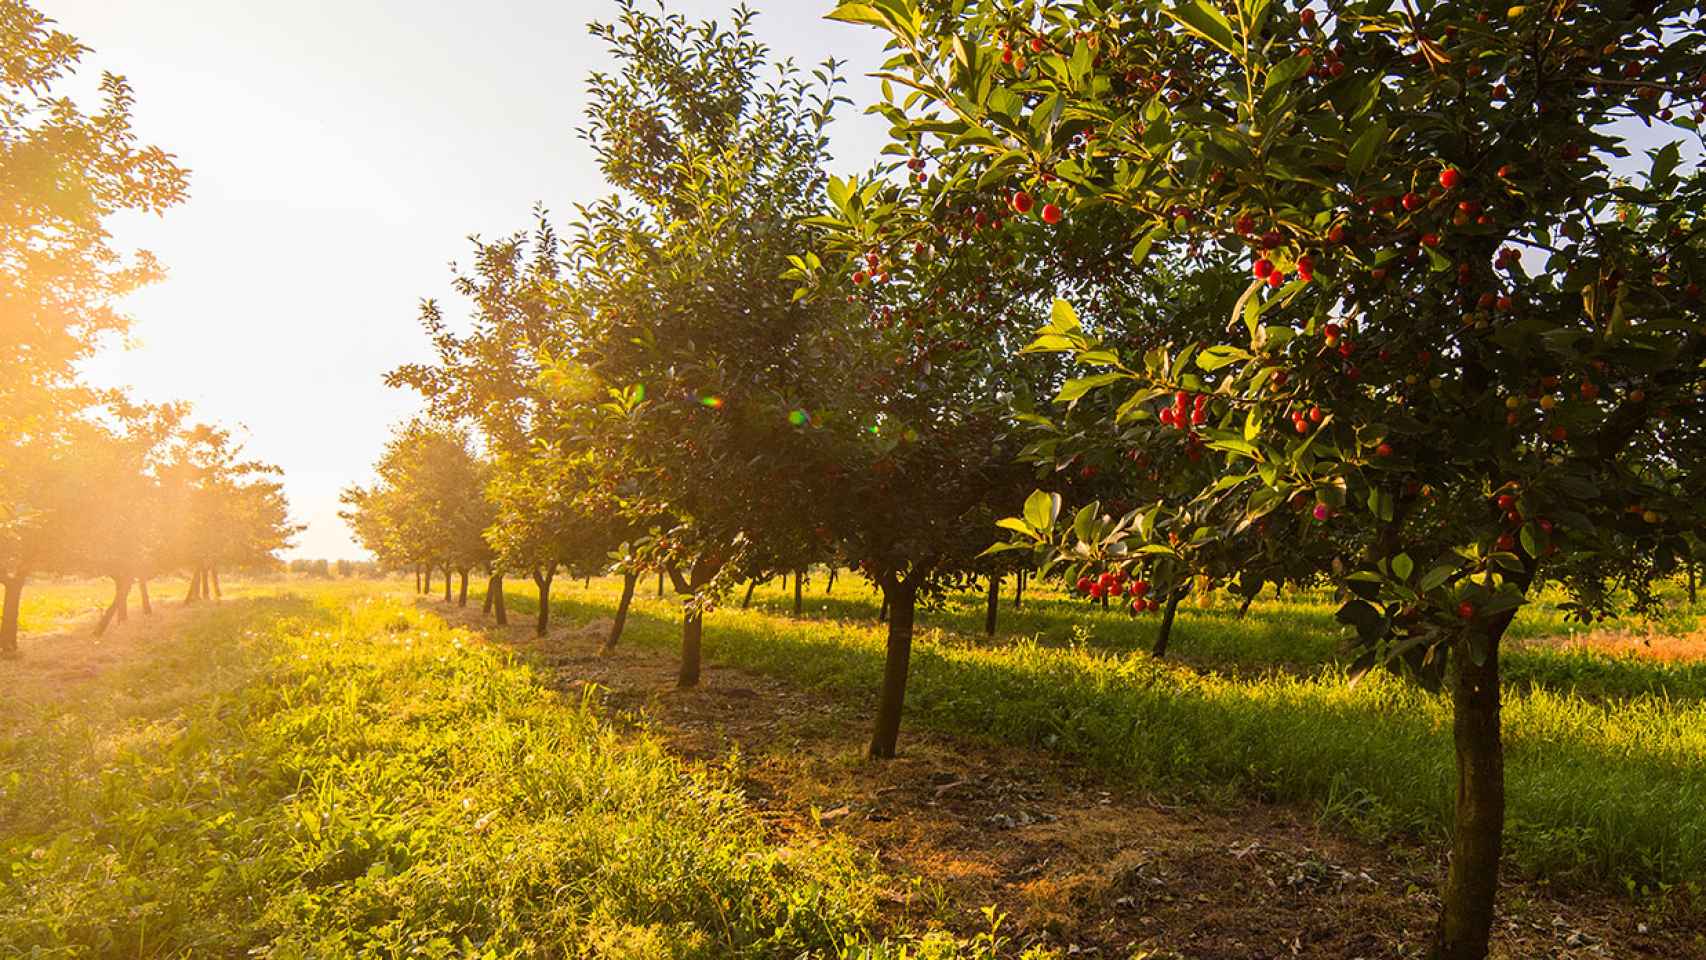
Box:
(679, 606), (703, 688)
(879, 595), (890, 622)
(793, 569), (804, 616)
(584, 575), (591, 589)
(1689, 559), (1698, 605)
(741, 579), (757, 609)
(827, 568), (836, 594)
(657, 571), (664, 598)
(482, 575), (494, 614)
(443, 566), (452, 603)
(1237, 592), (1256, 619)
(533, 569), (553, 636)
(457, 569), (469, 607)
(1153, 589), (1184, 659)
(138, 579), (152, 615)
(424, 567), (433, 594)
(95, 577), (133, 638)
(210, 567), (222, 599)
(869, 576), (918, 759)
(604, 571), (637, 654)
(1430, 624), (1509, 960)
(1014, 570), (1025, 610)
(184, 568), (203, 605)
(2, 577), (24, 658)
(416, 568), (422, 593)
(984, 575), (1000, 636)
(493, 574), (507, 625)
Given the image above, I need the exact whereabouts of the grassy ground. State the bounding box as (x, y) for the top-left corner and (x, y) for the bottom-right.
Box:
(496, 572), (1706, 901)
(0, 581), (1024, 958)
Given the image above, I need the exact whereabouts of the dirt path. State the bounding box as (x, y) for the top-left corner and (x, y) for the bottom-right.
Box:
(458, 609), (1701, 960)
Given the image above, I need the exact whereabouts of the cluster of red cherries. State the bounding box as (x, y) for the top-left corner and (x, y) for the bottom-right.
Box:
(1075, 569), (1161, 613)
(1159, 390), (1206, 428)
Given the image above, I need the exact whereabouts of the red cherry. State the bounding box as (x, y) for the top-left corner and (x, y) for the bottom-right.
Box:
(1041, 203), (1063, 224)
(1421, 233), (1441, 248)
(1011, 190), (1034, 214)
(1439, 167), (1461, 189)
(852, 271), (868, 285)
(1130, 598), (1145, 615)
(1313, 503), (1332, 521)
(1375, 442), (1393, 458)
(1308, 406), (1324, 423)
(1496, 533), (1516, 551)
(1266, 271), (1284, 288)
(1495, 494), (1515, 510)
(1254, 258), (1275, 279)
(1076, 577), (1094, 594)
(1300, 8), (1316, 27)
(1296, 255), (1314, 282)
(1029, 36), (1045, 53)
(1457, 601), (1476, 619)
(1402, 192), (1424, 212)
(1235, 213), (1255, 235)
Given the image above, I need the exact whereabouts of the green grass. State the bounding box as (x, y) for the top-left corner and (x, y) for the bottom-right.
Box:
(0, 583), (1029, 958)
(504, 573), (1706, 900)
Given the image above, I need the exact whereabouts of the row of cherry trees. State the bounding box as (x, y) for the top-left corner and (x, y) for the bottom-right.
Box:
(0, 2), (298, 657)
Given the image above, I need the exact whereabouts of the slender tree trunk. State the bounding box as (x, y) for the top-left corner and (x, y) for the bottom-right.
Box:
(482, 575), (494, 614)
(533, 570), (553, 636)
(793, 569), (804, 617)
(1014, 569), (1025, 610)
(657, 571), (664, 598)
(442, 566), (452, 602)
(780, 571), (787, 593)
(1, 577), (23, 658)
(493, 575), (507, 625)
(869, 577), (918, 759)
(96, 577), (133, 637)
(679, 606), (703, 688)
(1237, 592), (1256, 619)
(1689, 559), (1698, 605)
(985, 575), (1000, 636)
(184, 569), (203, 605)
(457, 569), (469, 607)
(210, 567), (222, 599)
(1430, 624), (1509, 960)
(741, 579), (757, 609)
(424, 567), (432, 594)
(584, 575), (591, 589)
(416, 568), (422, 594)
(138, 579), (152, 615)
(1153, 589), (1184, 658)
(604, 571), (638, 654)
(827, 568), (836, 594)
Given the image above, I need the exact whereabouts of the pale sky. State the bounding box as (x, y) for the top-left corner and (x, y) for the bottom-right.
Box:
(54, 0), (892, 560)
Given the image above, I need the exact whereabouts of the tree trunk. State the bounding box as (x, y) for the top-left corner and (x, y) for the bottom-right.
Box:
(657, 571), (664, 598)
(679, 606), (703, 688)
(741, 579), (757, 610)
(139, 579), (152, 615)
(1237, 592), (1256, 619)
(780, 571), (787, 592)
(1014, 570), (1024, 610)
(584, 575), (591, 589)
(827, 568), (836, 594)
(493, 575), (507, 625)
(533, 570), (553, 636)
(604, 571), (637, 654)
(1689, 559), (1698, 605)
(1431, 627), (1508, 960)
(793, 569), (804, 617)
(184, 568), (203, 605)
(482, 575), (494, 614)
(416, 568), (422, 593)
(443, 567), (452, 603)
(210, 567), (222, 599)
(879, 595), (890, 623)
(95, 577), (132, 638)
(424, 567), (433, 594)
(457, 569), (469, 607)
(869, 577), (918, 759)
(984, 575), (1000, 636)
(1153, 589), (1183, 659)
(1, 577), (21, 658)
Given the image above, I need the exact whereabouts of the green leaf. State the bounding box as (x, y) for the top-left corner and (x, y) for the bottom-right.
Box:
(1050, 298), (1082, 331)
(1418, 564), (1455, 593)
(1023, 490), (1062, 533)
(1131, 224), (1167, 267)
(1263, 54), (1313, 94)
(1346, 120), (1388, 180)
(1391, 553), (1414, 582)
(1073, 502), (1098, 545)
(1164, 2), (1238, 55)
(996, 517), (1040, 540)
(1056, 372), (1126, 403)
